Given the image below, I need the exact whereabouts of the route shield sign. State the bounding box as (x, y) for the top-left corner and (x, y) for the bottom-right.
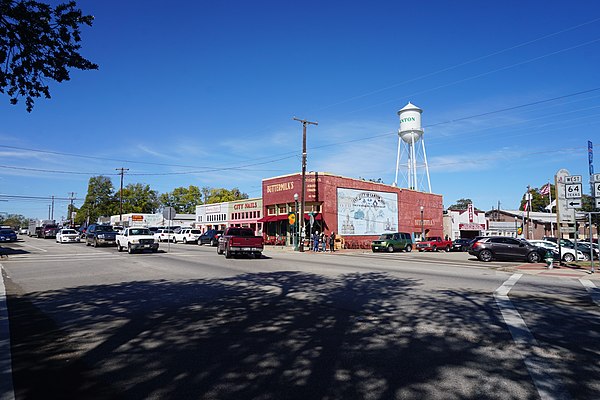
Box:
(565, 183), (582, 198)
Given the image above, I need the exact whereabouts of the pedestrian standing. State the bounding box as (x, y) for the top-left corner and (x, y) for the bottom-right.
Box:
(322, 233), (328, 252)
(329, 231), (336, 252)
(313, 231), (319, 252)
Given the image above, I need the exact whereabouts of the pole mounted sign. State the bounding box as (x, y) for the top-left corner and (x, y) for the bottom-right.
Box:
(593, 173), (600, 208)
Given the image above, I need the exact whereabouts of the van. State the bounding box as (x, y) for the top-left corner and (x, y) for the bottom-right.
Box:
(371, 232), (413, 253)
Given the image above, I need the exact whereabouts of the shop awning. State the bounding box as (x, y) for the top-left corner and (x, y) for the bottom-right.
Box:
(257, 216), (273, 223)
(271, 215), (290, 221)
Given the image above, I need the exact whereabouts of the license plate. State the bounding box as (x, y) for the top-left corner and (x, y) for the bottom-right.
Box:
(242, 247), (251, 251)
(374, 246), (379, 249)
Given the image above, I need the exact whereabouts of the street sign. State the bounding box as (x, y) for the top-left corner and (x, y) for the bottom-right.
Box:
(593, 173), (600, 183)
(566, 199), (582, 209)
(162, 206), (176, 220)
(565, 183), (582, 198)
(596, 198), (600, 208)
(561, 226), (576, 233)
(565, 175), (582, 183)
(594, 181), (600, 197)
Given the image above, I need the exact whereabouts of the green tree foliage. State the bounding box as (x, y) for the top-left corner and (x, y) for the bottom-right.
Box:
(0, 213), (28, 228)
(581, 194), (600, 235)
(119, 183), (159, 214)
(204, 187), (248, 204)
(519, 184), (555, 212)
(0, 0), (98, 111)
(75, 176), (116, 225)
(447, 198), (473, 210)
(159, 185), (202, 213)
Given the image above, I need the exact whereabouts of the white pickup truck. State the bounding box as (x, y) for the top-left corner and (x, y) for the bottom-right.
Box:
(116, 227), (159, 254)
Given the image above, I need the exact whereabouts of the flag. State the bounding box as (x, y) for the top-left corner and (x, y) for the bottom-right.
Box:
(539, 184), (550, 196)
(523, 201), (528, 211)
(545, 199), (556, 211)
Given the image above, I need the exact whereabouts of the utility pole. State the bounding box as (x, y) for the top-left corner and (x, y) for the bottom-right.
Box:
(51, 195), (55, 221)
(293, 117), (318, 252)
(116, 168), (129, 225)
(68, 192), (76, 227)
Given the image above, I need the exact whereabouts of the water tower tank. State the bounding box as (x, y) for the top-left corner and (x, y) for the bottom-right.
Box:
(397, 102), (423, 143)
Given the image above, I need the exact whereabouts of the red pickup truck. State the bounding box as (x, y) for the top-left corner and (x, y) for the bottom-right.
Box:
(415, 236), (452, 252)
(217, 227), (264, 258)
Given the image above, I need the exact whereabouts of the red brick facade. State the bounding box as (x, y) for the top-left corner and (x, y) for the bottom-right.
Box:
(262, 172), (443, 248)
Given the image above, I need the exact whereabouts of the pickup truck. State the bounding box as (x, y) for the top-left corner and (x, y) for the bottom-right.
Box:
(116, 227), (159, 254)
(415, 236), (453, 252)
(217, 227), (264, 258)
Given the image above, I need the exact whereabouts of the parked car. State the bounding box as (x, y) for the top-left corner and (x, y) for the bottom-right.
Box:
(85, 224), (117, 247)
(0, 228), (18, 242)
(469, 236), (547, 263)
(199, 229), (224, 246)
(39, 223), (59, 239)
(56, 228), (81, 244)
(575, 242), (599, 261)
(217, 227), (264, 258)
(116, 227), (159, 254)
(154, 228), (176, 242)
(371, 232), (412, 253)
(173, 228), (202, 244)
(528, 240), (585, 262)
(416, 236), (453, 252)
(451, 238), (471, 252)
(19, 227), (28, 235)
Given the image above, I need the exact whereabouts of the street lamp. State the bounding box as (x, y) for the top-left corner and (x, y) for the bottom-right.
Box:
(420, 206), (424, 240)
(294, 193), (299, 251)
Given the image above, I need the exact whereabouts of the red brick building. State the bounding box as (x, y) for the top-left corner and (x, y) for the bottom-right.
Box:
(260, 172), (444, 248)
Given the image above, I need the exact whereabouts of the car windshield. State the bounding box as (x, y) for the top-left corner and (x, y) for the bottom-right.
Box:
(131, 229), (151, 235)
(378, 234), (393, 240)
(61, 229), (77, 234)
(96, 225), (114, 232)
(0, 229), (15, 234)
(227, 228), (254, 237)
(190, 230), (201, 234)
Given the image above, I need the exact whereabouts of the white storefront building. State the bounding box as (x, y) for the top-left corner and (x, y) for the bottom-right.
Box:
(195, 198), (263, 235)
(445, 204), (487, 240)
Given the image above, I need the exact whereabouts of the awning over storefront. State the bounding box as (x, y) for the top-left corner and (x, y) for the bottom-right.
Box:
(257, 216), (273, 223)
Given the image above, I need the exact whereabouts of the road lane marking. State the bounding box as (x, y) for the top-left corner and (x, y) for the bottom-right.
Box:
(579, 279), (600, 307)
(0, 264), (16, 400)
(494, 274), (570, 400)
(17, 242), (47, 252)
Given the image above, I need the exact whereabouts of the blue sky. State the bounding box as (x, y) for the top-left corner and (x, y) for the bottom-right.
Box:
(1, 0), (600, 220)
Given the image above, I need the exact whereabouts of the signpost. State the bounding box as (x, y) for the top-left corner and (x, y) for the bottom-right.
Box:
(162, 207), (176, 252)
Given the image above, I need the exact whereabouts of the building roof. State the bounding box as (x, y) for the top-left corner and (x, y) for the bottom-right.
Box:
(491, 209), (557, 224)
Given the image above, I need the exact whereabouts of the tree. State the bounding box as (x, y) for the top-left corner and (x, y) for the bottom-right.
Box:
(120, 183), (159, 214)
(159, 185), (202, 213)
(75, 176), (116, 225)
(204, 187), (248, 204)
(0, 213), (28, 228)
(581, 194), (600, 236)
(447, 198), (473, 210)
(0, 0), (98, 111)
(519, 185), (554, 212)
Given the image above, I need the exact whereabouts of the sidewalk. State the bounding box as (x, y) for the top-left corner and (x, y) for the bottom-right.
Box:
(504, 262), (600, 279)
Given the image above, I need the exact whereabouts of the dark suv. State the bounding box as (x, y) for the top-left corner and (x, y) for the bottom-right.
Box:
(469, 236), (546, 263)
(85, 224), (117, 247)
(198, 229), (224, 246)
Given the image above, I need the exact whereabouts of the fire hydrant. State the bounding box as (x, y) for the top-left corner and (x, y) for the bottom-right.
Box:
(545, 251), (554, 269)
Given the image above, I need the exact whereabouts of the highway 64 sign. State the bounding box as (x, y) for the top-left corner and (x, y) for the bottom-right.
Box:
(564, 183), (582, 199)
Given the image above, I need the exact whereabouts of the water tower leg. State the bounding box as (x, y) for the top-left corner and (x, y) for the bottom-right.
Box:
(421, 137), (432, 193)
(394, 136), (401, 186)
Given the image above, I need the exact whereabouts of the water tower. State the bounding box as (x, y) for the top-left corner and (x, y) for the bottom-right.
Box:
(393, 102), (432, 193)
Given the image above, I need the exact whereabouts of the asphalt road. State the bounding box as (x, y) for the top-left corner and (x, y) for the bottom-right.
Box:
(0, 237), (599, 399)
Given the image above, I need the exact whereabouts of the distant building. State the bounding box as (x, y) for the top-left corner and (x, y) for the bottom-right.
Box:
(109, 213), (195, 228)
(444, 204), (487, 240)
(485, 210), (557, 239)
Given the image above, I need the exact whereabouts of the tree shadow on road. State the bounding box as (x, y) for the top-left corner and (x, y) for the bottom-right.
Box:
(7, 271), (546, 400)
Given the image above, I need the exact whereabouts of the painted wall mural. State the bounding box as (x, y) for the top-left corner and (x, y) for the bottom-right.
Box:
(337, 188), (398, 236)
